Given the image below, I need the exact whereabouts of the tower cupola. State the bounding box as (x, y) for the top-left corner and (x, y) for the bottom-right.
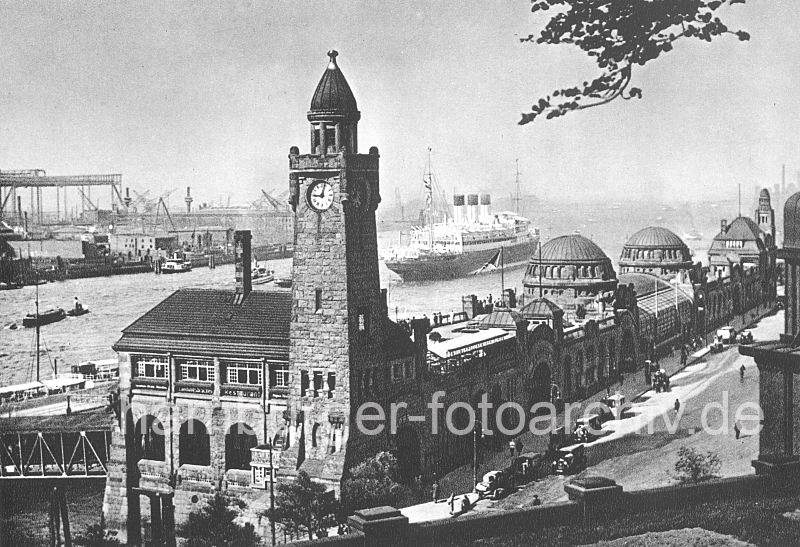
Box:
(308, 50), (360, 154)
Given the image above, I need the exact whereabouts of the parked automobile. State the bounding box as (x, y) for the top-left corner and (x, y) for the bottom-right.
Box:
(572, 414), (603, 443)
(599, 393), (626, 420)
(653, 369), (670, 392)
(737, 330), (754, 344)
(716, 326), (736, 344)
(474, 470), (511, 500)
(511, 452), (546, 482)
(553, 444), (587, 475)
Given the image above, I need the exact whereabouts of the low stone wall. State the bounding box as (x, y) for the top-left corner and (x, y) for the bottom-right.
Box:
(287, 473), (796, 547)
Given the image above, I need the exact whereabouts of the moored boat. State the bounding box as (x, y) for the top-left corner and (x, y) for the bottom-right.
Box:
(22, 308), (66, 328)
(383, 154), (538, 282)
(161, 259), (193, 273)
(252, 264), (275, 285)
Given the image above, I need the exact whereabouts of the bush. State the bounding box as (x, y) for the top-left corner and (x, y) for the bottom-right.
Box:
(674, 446), (721, 484)
(265, 471), (339, 541)
(177, 493), (259, 547)
(342, 451), (411, 513)
(73, 523), (122, 546)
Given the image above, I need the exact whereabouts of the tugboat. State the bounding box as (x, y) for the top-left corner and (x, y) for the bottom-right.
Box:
(252, 263), (275, 285)
(66, 297), (90, 317)
(161, 254), (193, 274)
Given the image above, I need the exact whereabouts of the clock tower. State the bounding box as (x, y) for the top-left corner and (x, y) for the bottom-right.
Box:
(281, 51), (384, 488)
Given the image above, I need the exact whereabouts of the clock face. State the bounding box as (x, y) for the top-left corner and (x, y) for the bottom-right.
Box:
(307, 180), (334, 211)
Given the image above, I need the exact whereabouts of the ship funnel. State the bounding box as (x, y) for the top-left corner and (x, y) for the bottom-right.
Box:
(480, 194), (491, 223)
(453, 194), (465, 224)
(467, 194), (479, 224)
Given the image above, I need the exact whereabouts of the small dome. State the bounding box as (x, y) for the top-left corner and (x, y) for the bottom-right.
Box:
(308, 50), (360, 122)
(619, 226), (693, 273)
(786, 192), (800, 249)
(623, 227), (687, 250)
(760, 188), (770, 200)
(522, 234), (617, 296)
(539, 234), (609, 263)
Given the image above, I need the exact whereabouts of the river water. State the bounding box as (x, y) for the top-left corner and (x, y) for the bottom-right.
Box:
(0, 198), (734, 386)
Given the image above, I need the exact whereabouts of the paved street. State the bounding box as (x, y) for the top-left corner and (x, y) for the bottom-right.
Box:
(407, 306), (779, 521)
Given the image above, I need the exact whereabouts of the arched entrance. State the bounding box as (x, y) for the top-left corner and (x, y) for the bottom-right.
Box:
(620, 329), (637, 373)
(396, 427), (421, 483)
(225, 423), (258, 471)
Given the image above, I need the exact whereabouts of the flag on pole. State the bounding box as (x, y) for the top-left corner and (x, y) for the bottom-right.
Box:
(475, 248), (502, 274)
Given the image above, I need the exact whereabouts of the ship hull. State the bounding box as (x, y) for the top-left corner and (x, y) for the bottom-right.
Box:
(384, 238), (536, 282)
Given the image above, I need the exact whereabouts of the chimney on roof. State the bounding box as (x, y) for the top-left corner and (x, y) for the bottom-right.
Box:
(234, 230), (252, 300)
(721, 219), (727, 233)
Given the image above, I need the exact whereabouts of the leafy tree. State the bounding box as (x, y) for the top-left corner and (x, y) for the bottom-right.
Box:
(266, 470), (338, 540)
(519, 0), (750, 124)
(674, 446), (721, 484)
(73, 523), (122, 546)
(176, 492), (259, 547)
(342, 451), (410, 514)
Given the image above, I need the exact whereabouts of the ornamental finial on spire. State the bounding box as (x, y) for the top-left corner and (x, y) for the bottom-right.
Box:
(327, 50), (339, 69)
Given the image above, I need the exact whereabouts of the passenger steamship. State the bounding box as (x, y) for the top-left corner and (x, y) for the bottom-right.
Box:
(383, 193), (538, 281)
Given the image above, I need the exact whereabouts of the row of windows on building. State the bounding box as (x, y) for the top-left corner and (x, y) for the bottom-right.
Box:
(621, 248), (686, 261)
(133, 355), (289, 389)
(525, 264), (609, 280)
(360, 357), (415, 396)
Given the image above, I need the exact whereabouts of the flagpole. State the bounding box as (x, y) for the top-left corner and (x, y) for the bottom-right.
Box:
(500, 245), (505, 306)
(538, 240), (543, 298)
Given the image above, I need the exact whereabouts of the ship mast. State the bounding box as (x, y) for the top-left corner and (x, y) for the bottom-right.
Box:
(514, 159), (522, 216)
(425, 147), (434, 247)
(35, 274), (40, 382)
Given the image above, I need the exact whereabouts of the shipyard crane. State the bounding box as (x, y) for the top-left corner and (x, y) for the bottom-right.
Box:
(153, 197), (177, 234)
(76, 187), (99, 212)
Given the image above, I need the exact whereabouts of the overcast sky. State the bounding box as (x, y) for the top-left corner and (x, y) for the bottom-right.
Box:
(0, 1), (797, 211)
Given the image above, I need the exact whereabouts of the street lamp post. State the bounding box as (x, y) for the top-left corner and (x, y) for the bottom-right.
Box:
(472, 421), (483, 488)
(266, 440), (276, 547)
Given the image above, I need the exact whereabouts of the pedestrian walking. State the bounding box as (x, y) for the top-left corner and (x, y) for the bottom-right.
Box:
(531, 494), (542, 506)
(448, 493), (455, 515)
(681, 346), (688, 367)
(674, 398), (681, 414)
(734, 421), (741, 440)
(740, 364), (746, 382)
(516, 437), (524, 457)
(508, 439), (516, 457)
(432, 480), (440, 502)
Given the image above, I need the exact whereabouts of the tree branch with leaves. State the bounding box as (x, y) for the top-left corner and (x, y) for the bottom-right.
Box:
(519, 0), (750, 124)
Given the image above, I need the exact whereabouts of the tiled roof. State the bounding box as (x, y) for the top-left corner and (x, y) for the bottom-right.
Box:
(713, 217), (762, 242)
(0, 411), (115, 433)
(113, 334), (290, 360)
(120, 289), (291, 343)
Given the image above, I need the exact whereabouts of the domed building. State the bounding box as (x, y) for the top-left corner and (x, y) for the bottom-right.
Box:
(522, 234), (617, 313)
(619, 226), (693, 277)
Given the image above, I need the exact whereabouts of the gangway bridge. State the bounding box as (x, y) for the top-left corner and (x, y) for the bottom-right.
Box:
(0, 411), (115, 480)
(0, 170), (123, 224)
